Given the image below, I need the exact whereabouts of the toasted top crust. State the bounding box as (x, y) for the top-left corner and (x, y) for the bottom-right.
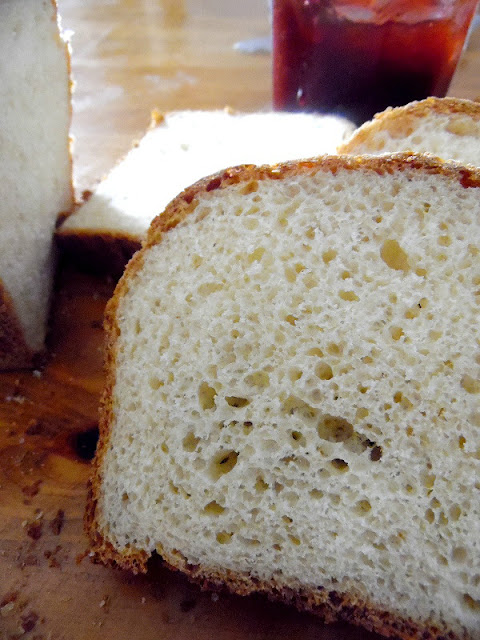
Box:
(338, 97), (480, 154)
(146, 151), (480, 246)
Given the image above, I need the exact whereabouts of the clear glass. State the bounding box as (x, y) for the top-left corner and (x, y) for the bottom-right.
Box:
(273, 0), (479, 124)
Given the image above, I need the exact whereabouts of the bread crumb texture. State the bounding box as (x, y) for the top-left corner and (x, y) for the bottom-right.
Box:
(96, 159), (479, 639)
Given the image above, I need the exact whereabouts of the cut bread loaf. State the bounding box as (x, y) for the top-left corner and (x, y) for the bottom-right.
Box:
(338, 97), (480, 164)
(87, 154), (480, 640)
(0, 0), (73, 369)
(57, 110), (354, 272)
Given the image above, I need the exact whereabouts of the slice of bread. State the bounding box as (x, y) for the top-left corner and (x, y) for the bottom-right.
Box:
(86, 154), (480, 640)
(0, 0), (73, 369)
(57, 110), (354, 273)
(338, 97), (480, 164)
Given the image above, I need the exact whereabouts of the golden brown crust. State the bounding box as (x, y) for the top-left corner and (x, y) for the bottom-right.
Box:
(338, 97), (480, 153)
(85, 152), (479, 640)
(84, 245), (148, 568)
(0, 279), (35, 370)
(162, 558), (461, 640)
(146, 152), (480, 247)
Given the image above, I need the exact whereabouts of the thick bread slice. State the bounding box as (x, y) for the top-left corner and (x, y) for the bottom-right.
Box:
(57, 110), (354, 272)
(0, 0), (73, 369)
(86, 154), (480, 640)
(338, 97), (480, 164)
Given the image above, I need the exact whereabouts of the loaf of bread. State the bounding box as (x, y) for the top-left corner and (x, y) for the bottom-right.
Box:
(0, 0), (73, 369)
(57, 109), (353, 272)
(338, 97), (480, 165)
(86, 154), (480, 640)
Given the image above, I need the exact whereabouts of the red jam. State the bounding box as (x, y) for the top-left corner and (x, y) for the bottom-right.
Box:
(273, 0), (478, 124)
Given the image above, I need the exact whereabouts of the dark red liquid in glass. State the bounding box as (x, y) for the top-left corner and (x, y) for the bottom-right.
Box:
(273, 0), (477, 125)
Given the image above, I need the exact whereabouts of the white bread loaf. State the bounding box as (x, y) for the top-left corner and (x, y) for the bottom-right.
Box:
(0, 0), (73, 369)
(57, 110), (353, 271)
(86, 154), (480, 640)
(338, 97), (480, 165)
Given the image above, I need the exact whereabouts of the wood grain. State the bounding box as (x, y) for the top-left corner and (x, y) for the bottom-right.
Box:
(1, 1), (479, 638)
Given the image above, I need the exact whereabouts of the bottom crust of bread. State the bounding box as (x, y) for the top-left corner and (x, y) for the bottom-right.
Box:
(85, 525), (460, 640)
(0, 280), (36, 370)
(86, 484), (461, 640)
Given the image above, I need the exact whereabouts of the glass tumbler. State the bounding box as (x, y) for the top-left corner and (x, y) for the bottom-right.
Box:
(272, 0), (479, 125)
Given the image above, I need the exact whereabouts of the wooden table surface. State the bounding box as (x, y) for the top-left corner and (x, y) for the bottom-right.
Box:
(1, 2), (479, 638)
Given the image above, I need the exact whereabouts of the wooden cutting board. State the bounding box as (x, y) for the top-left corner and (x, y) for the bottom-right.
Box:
(1, 0), (479, 637)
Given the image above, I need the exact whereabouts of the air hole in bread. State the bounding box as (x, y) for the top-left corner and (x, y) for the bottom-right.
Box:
(210, 450), (238, 479)
(203, 500), (225, 515)
(247, 247), (265, 263)
(461, 375), (480, 394)
(290, 431), (306, 447)
(225, 396), (250, 408)
(198, 382), (217, 410)
(149, 376), (164, 390)
(355, 407), (370, 420)
(355, 499), (372, 515)
(198, 282), (224, 296)
(462, 593), (480, 612)
(242, 421), (253, 435)
(216, 531), (233, 544)
(330, 458), (349, 472)
(255, 476), (268, 493)
(381, 239), (410, 272)
(450, 504), (462, 521)
(390, 326), (404, 341)
(321, 248), (337, 264)
(289, 368), (303, 382)
(315, 362), (334, 380)
(245, 371), (270, 387)
(317, 415), (353, 443)
(425, 508), (435, 524)
(182, 432), (200, 452)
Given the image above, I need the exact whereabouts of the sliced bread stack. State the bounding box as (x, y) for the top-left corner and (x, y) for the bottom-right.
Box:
(338, 97), (480, 165)
(0, 0), (73, 369)
(86, 153), (480, 640)
(57, 109), (354, 272)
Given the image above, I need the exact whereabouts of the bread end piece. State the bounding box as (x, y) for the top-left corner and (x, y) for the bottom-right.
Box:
(0, 0), (73, 369)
